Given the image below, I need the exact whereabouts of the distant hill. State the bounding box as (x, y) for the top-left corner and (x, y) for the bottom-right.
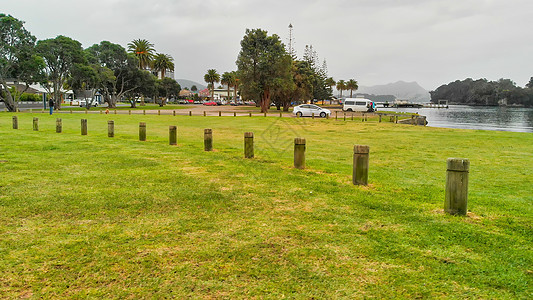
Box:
(356, 81), (430, 102)
(176, 79), (206, 91)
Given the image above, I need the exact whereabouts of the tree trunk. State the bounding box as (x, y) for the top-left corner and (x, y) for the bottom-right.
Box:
(1, 80), (18, 112)
(260, 89), (271, 113)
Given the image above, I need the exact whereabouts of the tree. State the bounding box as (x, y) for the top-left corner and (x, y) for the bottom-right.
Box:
(0, 14), (45, 112)
(236, 28), (292, 113)
(336, 80), (346, 99)
(128, 39), (155, 70)
(36, 35), (85, 109)
(204, 69), (220, 100)
(526, 77), (533, 89)
(346, 79), (358, 98)
(86, 41), (148, 108)
(221, 71), (236, 101)
(191, 85), (197, 92)
(152, 53), (174, 79)
(157, 77), (181, 106)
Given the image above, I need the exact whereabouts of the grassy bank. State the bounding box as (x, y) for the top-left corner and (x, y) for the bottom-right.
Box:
(0, 113), (531, 298)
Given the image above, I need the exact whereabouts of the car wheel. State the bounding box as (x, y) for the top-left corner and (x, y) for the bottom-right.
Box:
(347, 108), (353, 112)
(296, 112), (303, 117)
(320, 112), (326, 118)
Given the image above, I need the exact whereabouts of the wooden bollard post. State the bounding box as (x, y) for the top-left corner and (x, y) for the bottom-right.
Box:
(249, 112), (252, 117)
(81, 119), (88, 135)
(204, 129), (213, 151)
(218, 111), (221, 117)
(379, 114), (382, 123)
(70, 109), (73, 114)
(234, 112), (236, 117)
(12, 116), (18, 129)
(351, 114), (354, 121)
(139, 122), (146, 141)
(173, 110), (176, 116)
(423, 116), (427, 126)
(362, 113), (365, 122)
(203, 111), (206, 117)
(189, 111), (192, 116)
(169, 126), (177, 145)
(143, 110), (146, 115)
(129, 110), (131, 115)
(411, 115), (415, 125)
(445, 158), (470, 215)
(244, 132), (254, 158)
(395, 116), (398, 123)
(312, 113), (315, 119)
(56, 118), (62, 133)
(100, 110), (102, 114)
(294, 137), (306, 169)
(158, 110), (161, 115)
(353, 145), (370, 185)
(343, 112), (346, 121)
(85, 109), (88, 114)
(33, 117), (39, 131)
(108, 120), (114, 137)
(279, 112), (282, 118)
(264, 112), (267, 117)
(114, 110), (117, 115)
(335, 111), (338, 120)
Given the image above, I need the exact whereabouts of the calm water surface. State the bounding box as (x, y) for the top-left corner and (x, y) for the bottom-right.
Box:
(378, 105), (533, 133)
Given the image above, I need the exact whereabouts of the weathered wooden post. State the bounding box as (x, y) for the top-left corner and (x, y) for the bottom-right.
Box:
(143, 110), (146, 115)
(33, 117), (39, 131)
(204, 129), (213, 151)
(353, 145), (370, 185)
(204, 111), (206, 117)
(85, 109), (88, 114)
(343, 112), (346, 121)
(169, 126), (177, 145)
(70, 109), (73, 114)
(158, 110), (161, 115)
(445, 158), (469, 215)
(114, 110), (117, 114)
(351, 114), (354, 121)
(173, 110), (176, 116)
(129, 110), (131, 115)
(335, 111), (338, 120)
(362, 113), (365, 122)
(234, 111), (237, 117)
(100, 110), (103, 114)
(379, 114), (382, 123)
(218, 111), (221, 117)
(279, 111), (282, 118)
(139, 122), (146, 141)
(411, 115), (415, 125)
(294, 137), (306, 169)
(423, 116), (427, 126)
(244, 132), (254, 158)
(12, 116), (18, 129)
(81, 119), (88, 135)
(264, 112), (267, 117)
(108, 120), (114, 137)
(56, 118), (62, 133)
(395, 116), (398, 123)
(189, 111), (192, 116)
(249, 112), (252, 117)
(312, 112), (315, 119)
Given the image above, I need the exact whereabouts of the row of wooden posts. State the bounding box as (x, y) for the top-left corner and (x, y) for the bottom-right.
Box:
(21, 107), (424, 125)
(12, 115), (468, 215)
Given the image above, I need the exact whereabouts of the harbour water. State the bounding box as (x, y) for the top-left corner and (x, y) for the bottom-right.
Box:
(378, 105), (533, 133)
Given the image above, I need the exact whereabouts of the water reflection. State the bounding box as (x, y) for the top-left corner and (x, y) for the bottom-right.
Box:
(379, 105), (533, 132)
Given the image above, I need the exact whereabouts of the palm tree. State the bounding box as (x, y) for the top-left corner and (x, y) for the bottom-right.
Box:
(336, 80), (346, 99)
(221, 72), (236, 101)
(232, 71), (240, 102)
(346, 79), (359, 98)
(127, 39), (155, 69)
(204, 69), (220, 100)
(152, 53), (174, 79)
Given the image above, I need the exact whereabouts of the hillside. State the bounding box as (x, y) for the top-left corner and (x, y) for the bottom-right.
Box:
(176, 79), (206, 90)
(357, 81), (431, 102)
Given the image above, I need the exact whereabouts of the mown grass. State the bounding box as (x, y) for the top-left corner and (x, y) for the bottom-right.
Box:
(0, 112), (532, 298)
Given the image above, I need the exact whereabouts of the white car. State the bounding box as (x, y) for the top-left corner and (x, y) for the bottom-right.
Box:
(79, 99), (99, 107)
(292, 104), (331, 118)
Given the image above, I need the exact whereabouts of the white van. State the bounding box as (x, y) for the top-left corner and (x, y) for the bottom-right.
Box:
(342, 98), (375, 112)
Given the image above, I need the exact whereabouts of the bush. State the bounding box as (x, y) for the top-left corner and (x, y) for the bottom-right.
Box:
(19, 93), (41, 102)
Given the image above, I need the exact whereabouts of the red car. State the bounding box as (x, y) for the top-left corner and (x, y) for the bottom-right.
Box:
(203, 101), (217, 106)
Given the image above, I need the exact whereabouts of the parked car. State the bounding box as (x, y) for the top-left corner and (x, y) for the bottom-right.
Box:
(292, 104), (331, 118)
(342, 98), (375, 112)
(79, 99), (99, 107)
(203, 101), (217, 106)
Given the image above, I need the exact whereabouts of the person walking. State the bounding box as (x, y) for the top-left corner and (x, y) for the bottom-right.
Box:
(49, 98), (54, 115)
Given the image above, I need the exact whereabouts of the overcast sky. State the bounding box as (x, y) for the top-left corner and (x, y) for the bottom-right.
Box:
(3, 0), (533, 90)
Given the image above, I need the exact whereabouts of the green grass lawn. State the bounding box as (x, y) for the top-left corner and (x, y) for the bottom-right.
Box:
(1, 113), (532, 298)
